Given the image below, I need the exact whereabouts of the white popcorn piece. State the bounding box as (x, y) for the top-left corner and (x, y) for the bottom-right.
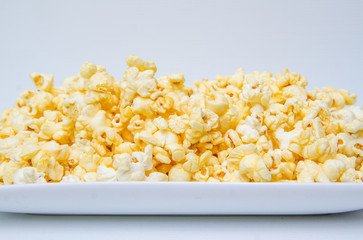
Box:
(153, 130), (179, 147)
(82, 172), (97, 182)
(114, 153), (146, 181)
(236, 115), (264, 143)
(274, 128), (302, 150)
(61, 174), (81, 183)
(146, 172), (168, 182)
(13, 167), (46, 184)
(131, 145), (153, 171)
(96, 166), (117, 182)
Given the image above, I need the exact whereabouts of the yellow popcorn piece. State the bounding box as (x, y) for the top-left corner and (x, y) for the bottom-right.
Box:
(30, 73), (54, 92)
(168, 114), (189, 134)
(183, 152), (201, 173)
(169, 164), (191, 181)
(239, 153), (271, 182)
(0, 54), (362, 184)
(296, 160), (330, 183)
(126, 55), (157, 73)
(227, 144), (257, 165)
(165, 143), (185, 162)
(80, 62), (97, 79)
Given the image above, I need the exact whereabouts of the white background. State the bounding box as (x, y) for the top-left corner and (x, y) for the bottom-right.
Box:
(0, 0), (363, 239)
(0, 210), (363, 239)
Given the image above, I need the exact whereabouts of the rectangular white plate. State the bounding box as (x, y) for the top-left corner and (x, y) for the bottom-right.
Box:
(0, 182), (362, 215)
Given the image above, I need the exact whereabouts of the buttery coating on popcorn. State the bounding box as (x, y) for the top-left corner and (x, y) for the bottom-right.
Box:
(0, 55), (363, 184)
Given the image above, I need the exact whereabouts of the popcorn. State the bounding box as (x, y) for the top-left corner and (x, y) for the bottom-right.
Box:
(80, 62), (97, 79)
(136, 75), (156, 98)
(241, 76), (272, 106)
(126, 55), (157, 73)
(113, 153), (146, 181)
(96, 165), (117, 182)
(189, 108), (219, 133)
(239, 153), (271, 182)
(0, 54), (362, 185)
(224, 129), (242, 148)
(82, 172), (97, 182)
(206, 92), (229, 116)
(165, 143), (185, 162)
(302, 138), (331, 161)
(322, 159), (348, 182)
(167, 73), (185, 84)
(13, 167), (46, 184)
(136, 131), (161, 147)
(340, 168), (359, 182)
(30, 73), (54, 92)
(151, 96), (174, 114)
(131, 145), (153, 170)
(153, 130), (179, 147)
(183, 152), (201, 173)
(236, 118), (260, 143)
(153, 146), (171, 164)
(274, 128), (302, 150)
(61, 174), (81, 183)
(296, 160), (330, 183)
(153, 116), (168, 130)
(131, 97), (154, 117)
(169, 164), (191, 181)
(146, 172), (168, 181)
(227, 144), (257, 165)
(168, 114), (189, 134)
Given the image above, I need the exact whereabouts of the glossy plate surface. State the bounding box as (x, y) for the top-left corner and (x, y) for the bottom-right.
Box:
(0, 182), (362, 215)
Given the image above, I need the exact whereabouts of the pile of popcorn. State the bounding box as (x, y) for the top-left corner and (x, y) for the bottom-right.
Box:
(0, 55), (362, 185)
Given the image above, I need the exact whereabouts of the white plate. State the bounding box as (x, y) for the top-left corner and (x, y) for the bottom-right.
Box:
(0, 182), (362, 215)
